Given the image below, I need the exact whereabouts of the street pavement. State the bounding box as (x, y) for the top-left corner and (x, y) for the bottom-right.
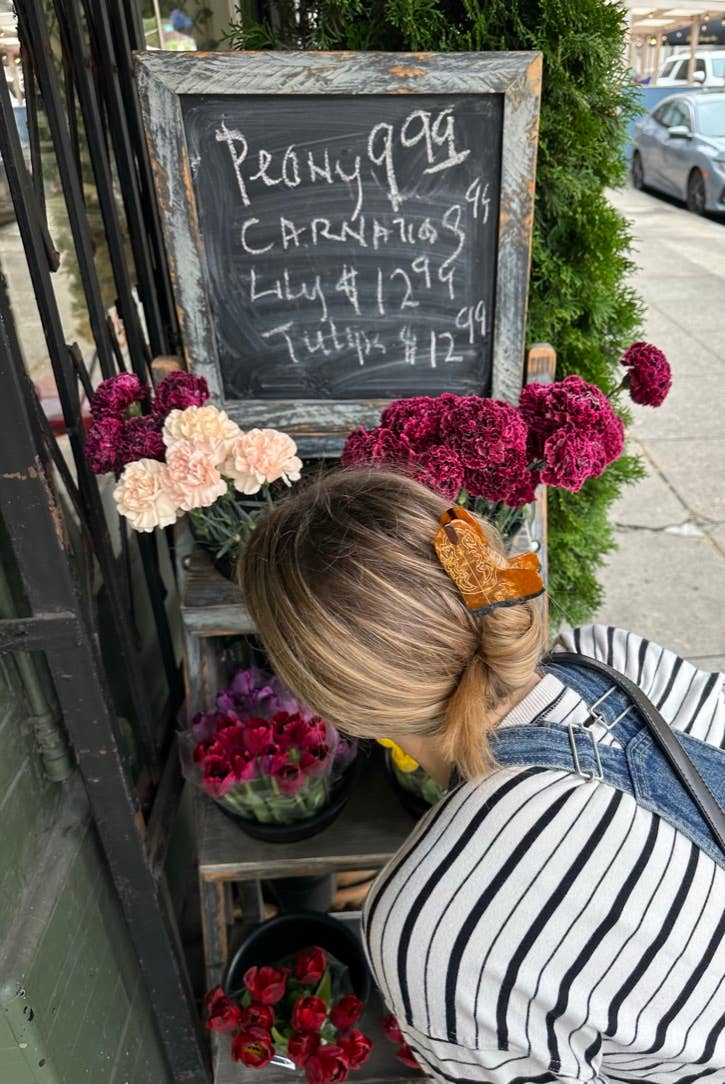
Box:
(592, 185), (725, 671)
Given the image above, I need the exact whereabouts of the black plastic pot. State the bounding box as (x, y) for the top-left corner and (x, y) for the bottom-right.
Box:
(225, 912), (371, 1004)
(267, 873), (336, 913)
(216, 754), (362, 843)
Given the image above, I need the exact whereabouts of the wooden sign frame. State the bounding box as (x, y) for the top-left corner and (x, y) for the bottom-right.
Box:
(135, 51), (542, 454)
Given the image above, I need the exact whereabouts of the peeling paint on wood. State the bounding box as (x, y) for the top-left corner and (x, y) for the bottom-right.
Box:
(388, 64), (427, 78)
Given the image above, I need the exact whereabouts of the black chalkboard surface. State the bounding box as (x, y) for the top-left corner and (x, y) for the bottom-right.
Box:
(182, 94), (502, 401)
(136, 52), (542, 451)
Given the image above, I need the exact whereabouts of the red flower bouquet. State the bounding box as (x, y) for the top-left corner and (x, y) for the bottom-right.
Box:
(343, 344), (670, 536)
(206, 946), (372, 1082)
(381, 1014), (423, 1072)
(181, 667), (357, 826)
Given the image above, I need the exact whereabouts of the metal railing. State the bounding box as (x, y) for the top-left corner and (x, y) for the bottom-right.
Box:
(0, 1), (210, 1078)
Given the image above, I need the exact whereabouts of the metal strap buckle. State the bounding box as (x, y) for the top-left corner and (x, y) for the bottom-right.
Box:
(567, 723), (604, 782)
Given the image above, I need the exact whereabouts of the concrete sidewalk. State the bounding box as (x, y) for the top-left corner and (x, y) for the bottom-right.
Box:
(592, 185), (725, 670)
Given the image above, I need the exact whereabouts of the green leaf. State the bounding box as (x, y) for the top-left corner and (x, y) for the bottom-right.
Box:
(314, 967), (332, 1007)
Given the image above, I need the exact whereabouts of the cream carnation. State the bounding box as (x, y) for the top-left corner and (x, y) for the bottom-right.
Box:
(165, 436), (228, 511)
(223, 429), (302, 494)
(113, 459), (179, 532)
(162, 405), (240, 452)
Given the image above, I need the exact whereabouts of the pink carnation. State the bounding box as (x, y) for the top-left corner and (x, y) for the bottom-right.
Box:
(90, 373), (148, 420)
(224, 429), (302, 494)
(152, 371), (209, 420)
(165, 436), (228, 511)
(620, 341), (672, 407)
(540, 427), (606, 492)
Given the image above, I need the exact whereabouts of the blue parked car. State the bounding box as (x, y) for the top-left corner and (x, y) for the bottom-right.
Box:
(631, 92), (725, 214)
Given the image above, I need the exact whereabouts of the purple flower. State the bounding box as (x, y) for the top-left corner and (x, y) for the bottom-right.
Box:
(151, 371), (209, 420)
(191, 710), (221, 743)
(620, 341), (672, 407)
(90, 373), (148, 420)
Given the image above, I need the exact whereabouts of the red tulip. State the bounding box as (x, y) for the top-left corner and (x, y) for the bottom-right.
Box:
(203, 986), (242, 1033)
(238, 1003), (275, 1031)
(381, 1014), (403, 1044)
(200, 754), (237, 798)
(304, 1043), (351, 1084)
(288, 1030), (321, 1067)
(396, 1043), (421, 1070)
(300, 743), (332, 777)
(231, 1026), (275, 1068)
(243, 718), (275, 756)
(291, 995), (328, 1033)
(271, 757), (306, 797)
(243, 964), (290, 1005)
(337, 1028), (372, 1069)
(295, 945), (327, 984)
(330, 995), (363, 1031)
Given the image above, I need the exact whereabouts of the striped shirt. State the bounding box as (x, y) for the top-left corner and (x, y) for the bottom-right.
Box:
(363, 625), (725, 1082)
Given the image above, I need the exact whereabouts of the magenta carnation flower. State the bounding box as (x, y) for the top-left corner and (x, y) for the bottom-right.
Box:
(90, 373), (148, 420)
(520, 375), (616, 454)
(502, 466), (540, 507)
(519, 375), (625, 487)
(440, 397), (533, 506)
(340, 426), (413, 469)
(600, 410), (625, 461)
(540, 427), (606, 492)
(414, 446), (465, 502)
(122, 416), (166, 463)
(380, 393), (459, 451)
(151, 371), (209, 420)
(85, 418), (126, 474)
(620, 342), (672, 407)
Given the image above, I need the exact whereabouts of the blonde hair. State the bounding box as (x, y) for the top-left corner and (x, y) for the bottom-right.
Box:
(240, 468), (545, 781)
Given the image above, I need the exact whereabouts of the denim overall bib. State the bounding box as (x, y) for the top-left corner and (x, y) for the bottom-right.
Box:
(489, 657), (725, 871)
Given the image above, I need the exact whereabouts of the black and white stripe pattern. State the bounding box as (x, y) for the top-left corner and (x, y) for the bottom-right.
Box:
(363, 625), (725, 1082)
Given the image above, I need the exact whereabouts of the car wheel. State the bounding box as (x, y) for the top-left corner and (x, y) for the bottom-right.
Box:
(686, 169), (706, 214)
(631, 151), (645, 190)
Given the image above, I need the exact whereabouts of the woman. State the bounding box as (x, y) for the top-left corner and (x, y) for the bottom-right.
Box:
(242, 467), (725, 1083)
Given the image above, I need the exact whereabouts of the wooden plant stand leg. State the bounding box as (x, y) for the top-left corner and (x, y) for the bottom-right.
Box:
(525, 343), (557, 639)
(200, 875), (231, 990)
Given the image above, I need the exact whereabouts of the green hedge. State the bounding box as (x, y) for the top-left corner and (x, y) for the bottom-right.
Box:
(227, 0), (645, 626)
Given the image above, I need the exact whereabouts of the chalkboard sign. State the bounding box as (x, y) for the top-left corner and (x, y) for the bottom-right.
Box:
(135, 52), (541, 453)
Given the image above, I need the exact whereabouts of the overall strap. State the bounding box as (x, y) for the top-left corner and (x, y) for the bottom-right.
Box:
(553, 652), (725, 859)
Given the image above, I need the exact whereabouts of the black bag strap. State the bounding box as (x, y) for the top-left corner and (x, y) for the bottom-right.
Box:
(551, 651), (725, 858)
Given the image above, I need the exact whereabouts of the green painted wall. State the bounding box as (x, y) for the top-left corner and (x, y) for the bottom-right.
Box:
(0, 639), (173, 1084)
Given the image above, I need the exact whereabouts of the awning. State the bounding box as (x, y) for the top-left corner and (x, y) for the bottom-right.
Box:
(623, 3), (725, 82)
